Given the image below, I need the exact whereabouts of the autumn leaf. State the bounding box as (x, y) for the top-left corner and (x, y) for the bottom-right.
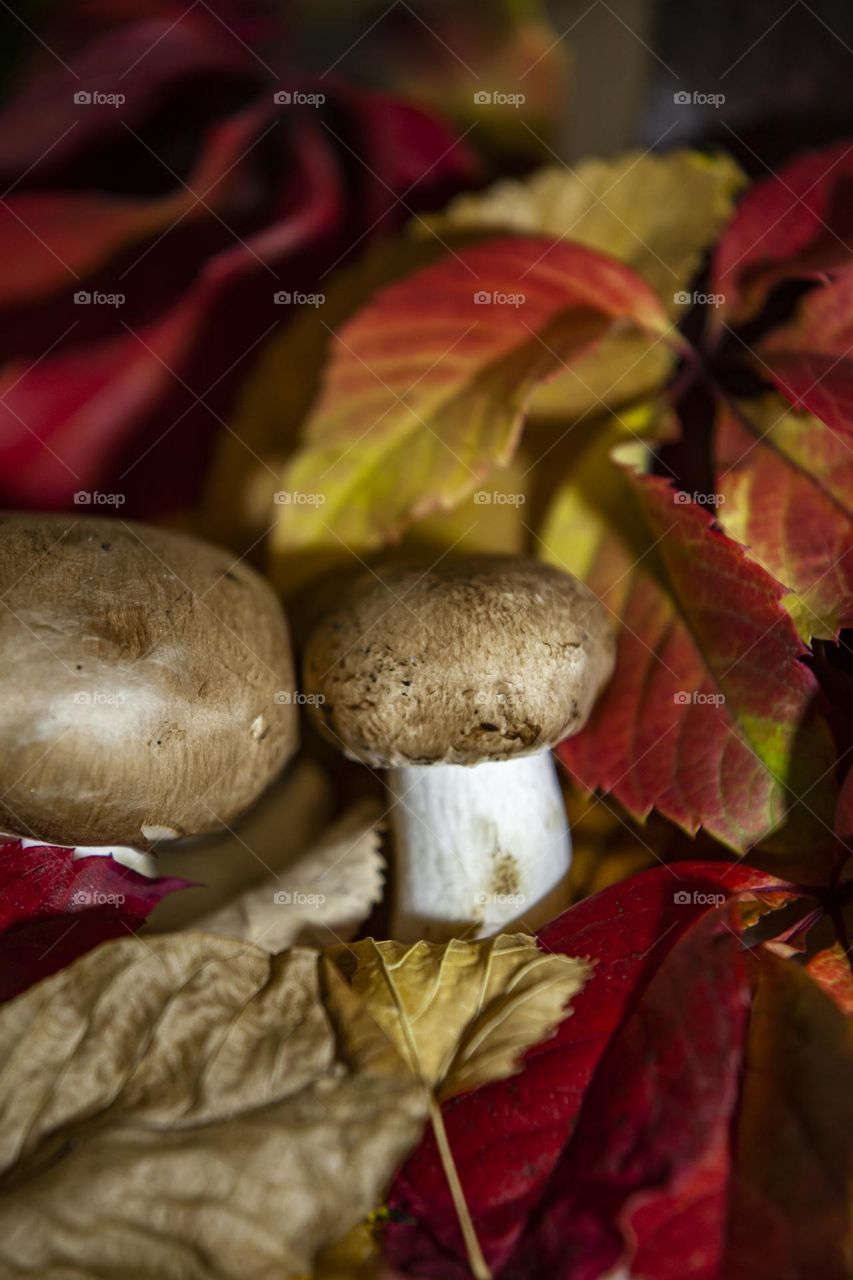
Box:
(0, 100), (268, 308)
(429, 149), (744, 309)
(211, 151), (737, 574)
(385, 863), (794, 1278)
(147, 758), (333, 933)
(724, 947), (853, 1280)
(325, 934), (589, 1100)
(499, 908), (749, 1280)
(195, 799), (385, 950)
(714, 395), (853, 641)
(709, 140), (853, 328)
(425, 149), (743, 421)
(537, 415), (837, 854)
(0, 837), (189, 1002)
(760, 272), (853, 440)
(205, 239), (541, 565)
(0, 933), (428, 1280)
(202, 237), (441, 553)
(269, 236), (669, 590)
(325, 934), (589, 1279)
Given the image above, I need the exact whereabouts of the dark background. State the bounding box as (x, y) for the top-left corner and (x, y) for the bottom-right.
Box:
(3, 0), (852, 168)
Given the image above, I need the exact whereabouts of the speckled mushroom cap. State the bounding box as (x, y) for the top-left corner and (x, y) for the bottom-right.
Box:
(0, 512), (298, 847)
(303, 555), (615, 767)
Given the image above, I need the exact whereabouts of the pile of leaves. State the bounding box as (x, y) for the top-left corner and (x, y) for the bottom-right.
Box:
(1, 12), (852, 1269)
(216, 143), (853, 870)
(203, 138), (852, 1276)
(2, 851), (850, 1278)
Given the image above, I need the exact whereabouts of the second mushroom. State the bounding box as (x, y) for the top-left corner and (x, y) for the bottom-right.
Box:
(303, 556), (615, 941)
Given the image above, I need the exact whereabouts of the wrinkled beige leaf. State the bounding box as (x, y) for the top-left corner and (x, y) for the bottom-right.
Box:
(325, 933), (589, 1101)
(148, 759), (333, 932)
(196, 799), (385, 951)
(0, 934), (427, 1280)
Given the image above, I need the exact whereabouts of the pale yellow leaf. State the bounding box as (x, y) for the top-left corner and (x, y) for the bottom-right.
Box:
(325, 933), (590, 1101)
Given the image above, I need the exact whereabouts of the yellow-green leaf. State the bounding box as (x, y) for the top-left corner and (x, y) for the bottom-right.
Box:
(714, 395), (853, 642)
(425, 150), (744, 426)
(201, 238), (440, 552)
(270, 235), (669, 591)
(427, 149), (746, 307)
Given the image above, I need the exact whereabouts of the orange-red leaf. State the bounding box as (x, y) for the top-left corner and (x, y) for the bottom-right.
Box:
(714, 397), (853, 641)
(271, 237), (669, 588)
(710, 141), (853, 327)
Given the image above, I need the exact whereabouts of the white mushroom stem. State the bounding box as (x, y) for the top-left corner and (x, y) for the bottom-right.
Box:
(388, 748), (572, 941)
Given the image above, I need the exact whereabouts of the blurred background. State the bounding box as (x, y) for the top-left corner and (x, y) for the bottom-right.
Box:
(1, 0), (850, 520)
(287, 0), (853, 166)
(4, 0), (853, 162)
(0, 0), (850, 909)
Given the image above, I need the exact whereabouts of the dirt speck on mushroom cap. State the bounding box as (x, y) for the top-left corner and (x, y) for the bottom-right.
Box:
(0, 512), (298, 847)
(303, 555), (615, 767)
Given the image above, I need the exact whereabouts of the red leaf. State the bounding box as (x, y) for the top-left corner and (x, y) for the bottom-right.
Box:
(723, 948), (853, 1280)
(386, 863), (793, 1278)
(0, 11), (476, 516)
(0, 101), (272, 309)
(555, 464), (836, 852)
(710, 141), (853, 327)
(501, 909), (750, 1280)
(0, 838), (189, 1001)
(760, 273), (853, 440)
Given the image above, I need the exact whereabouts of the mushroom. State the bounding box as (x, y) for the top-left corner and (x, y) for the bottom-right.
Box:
(302, 555), (615, 940)
(0, 512), (298, 861)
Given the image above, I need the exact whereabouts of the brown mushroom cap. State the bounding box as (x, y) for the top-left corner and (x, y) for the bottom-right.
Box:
(0, 512), (297, 846)
(303, 555), (615, 767)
